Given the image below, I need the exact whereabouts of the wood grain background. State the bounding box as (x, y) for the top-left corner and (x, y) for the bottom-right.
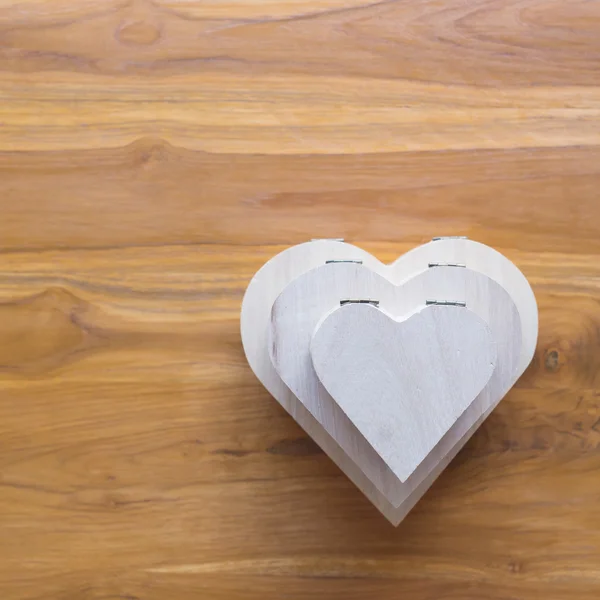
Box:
(1, 0), (599, 598)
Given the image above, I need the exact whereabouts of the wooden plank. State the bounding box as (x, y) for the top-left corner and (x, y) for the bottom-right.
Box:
(1, 144), (599, 253)
(0, 0), (599, 85)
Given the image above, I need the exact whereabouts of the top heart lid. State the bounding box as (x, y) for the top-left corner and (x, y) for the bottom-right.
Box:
(311, 302), (496, 482)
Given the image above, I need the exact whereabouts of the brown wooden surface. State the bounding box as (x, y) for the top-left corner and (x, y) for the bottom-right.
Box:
(1, 1), (600, 598)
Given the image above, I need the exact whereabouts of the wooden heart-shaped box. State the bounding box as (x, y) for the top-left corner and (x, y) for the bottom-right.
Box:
(241, 239), (538, 525)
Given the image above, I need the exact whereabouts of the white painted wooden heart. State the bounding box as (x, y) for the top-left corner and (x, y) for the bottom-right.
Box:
(310, 303), (496, 482)
(241, 239), (538, 524)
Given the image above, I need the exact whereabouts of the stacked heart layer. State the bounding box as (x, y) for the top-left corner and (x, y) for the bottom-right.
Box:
(241, 239), (538, 525)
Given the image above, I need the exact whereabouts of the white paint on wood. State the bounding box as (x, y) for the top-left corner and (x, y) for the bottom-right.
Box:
(310, 303), (496, 482)
(240, 239), (537, 524)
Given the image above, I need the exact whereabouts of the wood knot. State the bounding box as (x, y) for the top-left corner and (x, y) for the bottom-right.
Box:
(544, 348), (561, 372)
